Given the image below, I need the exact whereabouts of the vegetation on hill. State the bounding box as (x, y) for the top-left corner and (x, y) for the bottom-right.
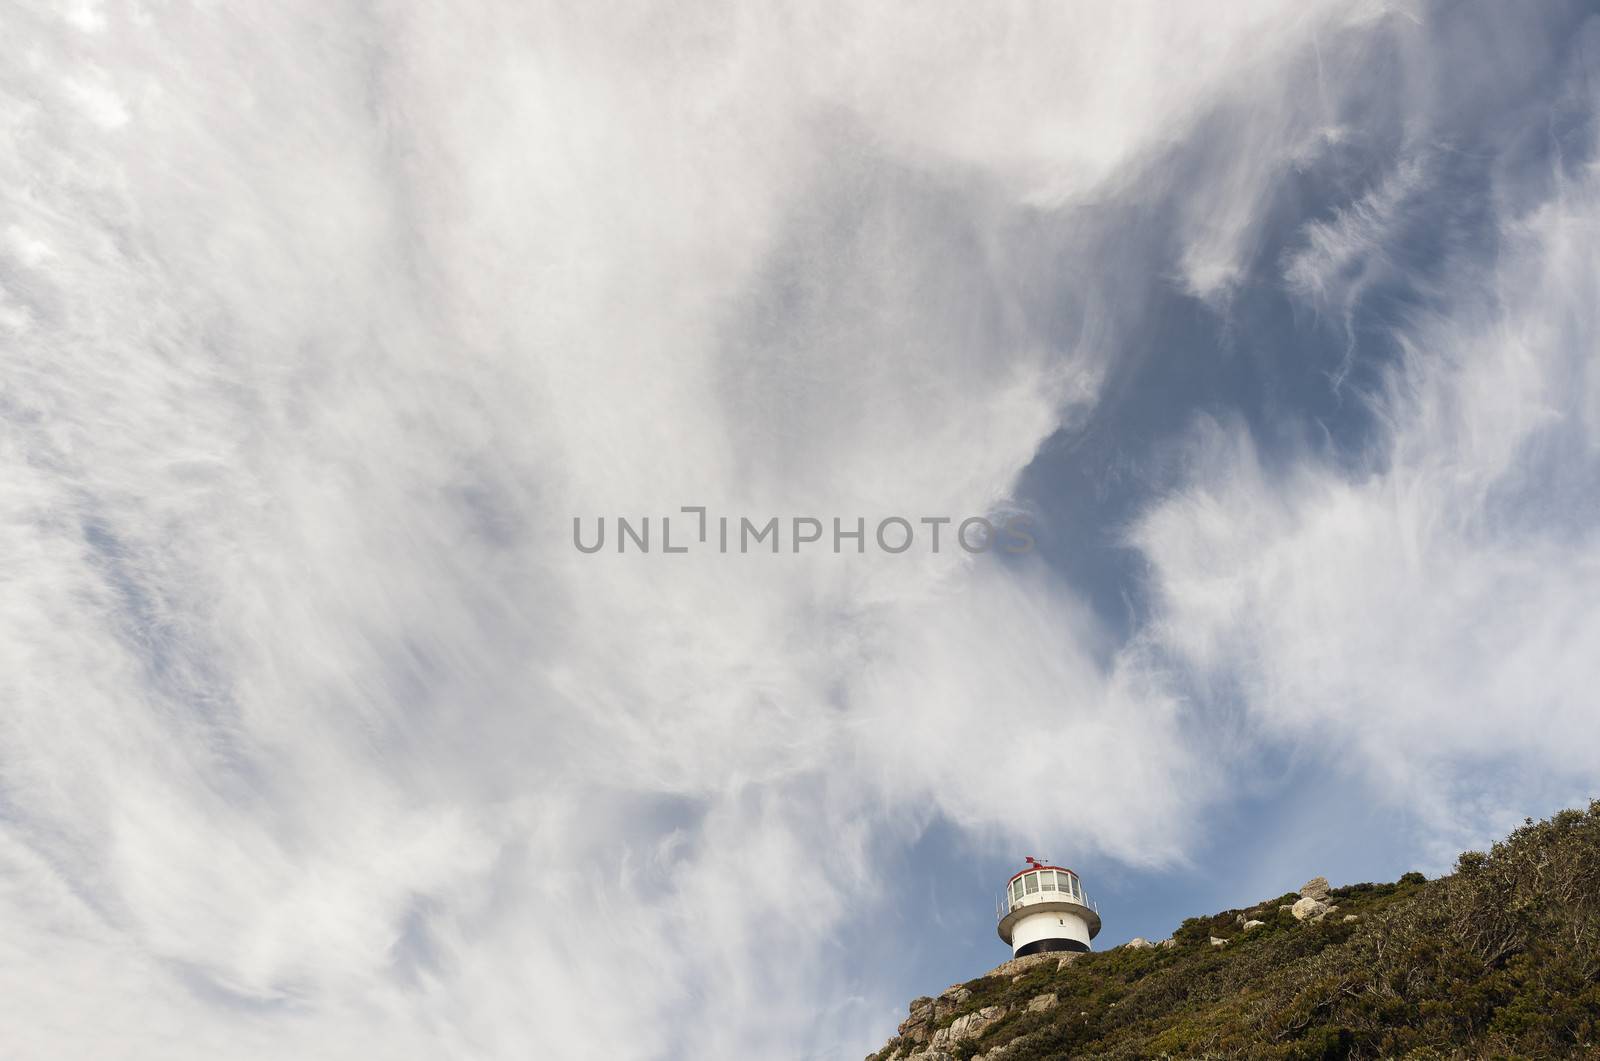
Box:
(869, 802), (1600, 1060)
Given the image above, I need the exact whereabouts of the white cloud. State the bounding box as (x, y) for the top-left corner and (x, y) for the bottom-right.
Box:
(4, 1), (1590, 1058)
(1134, 139), (1600, 864)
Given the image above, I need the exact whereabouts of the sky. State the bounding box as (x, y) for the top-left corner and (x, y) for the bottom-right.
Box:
(3, 1), (1600, 1057)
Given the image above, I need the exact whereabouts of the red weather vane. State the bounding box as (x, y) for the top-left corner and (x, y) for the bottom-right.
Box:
(1024, 855), (1048, 868)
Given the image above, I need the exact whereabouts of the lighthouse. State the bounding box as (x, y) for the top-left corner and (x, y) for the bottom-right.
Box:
(996, 857), (1101, 957)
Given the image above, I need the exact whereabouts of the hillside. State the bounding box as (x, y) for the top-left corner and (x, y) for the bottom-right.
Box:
(869, 802), (1600, 1060)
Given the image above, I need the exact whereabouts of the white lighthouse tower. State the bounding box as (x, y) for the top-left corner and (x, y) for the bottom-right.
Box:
(996, 857), (1101, 957)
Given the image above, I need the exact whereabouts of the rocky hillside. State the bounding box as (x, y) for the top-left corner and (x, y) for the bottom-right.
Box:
(869, 802), (1600, 1060)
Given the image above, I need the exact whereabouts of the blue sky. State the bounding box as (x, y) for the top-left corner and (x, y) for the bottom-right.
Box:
(5, 2), (1600, 1059)
(795, 1), (1600, 1041)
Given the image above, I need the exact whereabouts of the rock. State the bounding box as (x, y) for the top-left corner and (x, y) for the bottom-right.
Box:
(985, 952), (1059, 979)
(932, 986), (971, 1020)
(896, 998), (934, 1036)
(1158, 937), (1176, 949)
(1209, 936), (1228, 946)
(1278, 904), (1294, 914)
(897, 1009), (932, 1043)
(1300, 876), (1331, 902)
(1343, 914), (1359, 923)
(949, 1005), (1008, 1042)
(1291, 897), (1330, 921)
(1027, 993), (1058, 1013)
(897, 998), (933, 1044)
(1242, 919), (1265, 930)
(1126, 937), (1154, 949)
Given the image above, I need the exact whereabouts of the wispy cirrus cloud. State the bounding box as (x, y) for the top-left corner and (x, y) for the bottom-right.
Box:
(3, 1), (1599, 1058)
(1135, 140), (1600, 860)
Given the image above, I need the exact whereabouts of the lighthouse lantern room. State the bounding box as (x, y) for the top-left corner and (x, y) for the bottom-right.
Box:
(996, 857), (1102, 957)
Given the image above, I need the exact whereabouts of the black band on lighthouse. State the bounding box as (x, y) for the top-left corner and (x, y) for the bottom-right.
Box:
(1014, 938), (1090, 958)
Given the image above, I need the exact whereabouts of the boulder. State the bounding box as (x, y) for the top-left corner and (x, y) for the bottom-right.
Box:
(1158, 937), (1176, 949)
(900, 1022), (930, 1045)
(1300, 876), (1331, 902)
(897, 997), (934, 1043)
(1125, 937), (1154, 949)
(1291, 897), (1329, 921)
(949, 1005), (1008, 1042)
(1343, 914), (1359, 923)
(1209, 936), (1228, 947)
(932, 986), (971, 1020)
(1027, 993), (1058, 1013)
(972, 1046), (1014, 1061)
(985, 952), (1059, 979)
(1242, 919), (1266, 930)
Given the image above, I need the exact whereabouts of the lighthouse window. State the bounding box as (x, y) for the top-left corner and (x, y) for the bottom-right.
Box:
(1025, 873), (1040, 894)
(1040, 871), (1057, 892)
(1010, 879), (1024, 903)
